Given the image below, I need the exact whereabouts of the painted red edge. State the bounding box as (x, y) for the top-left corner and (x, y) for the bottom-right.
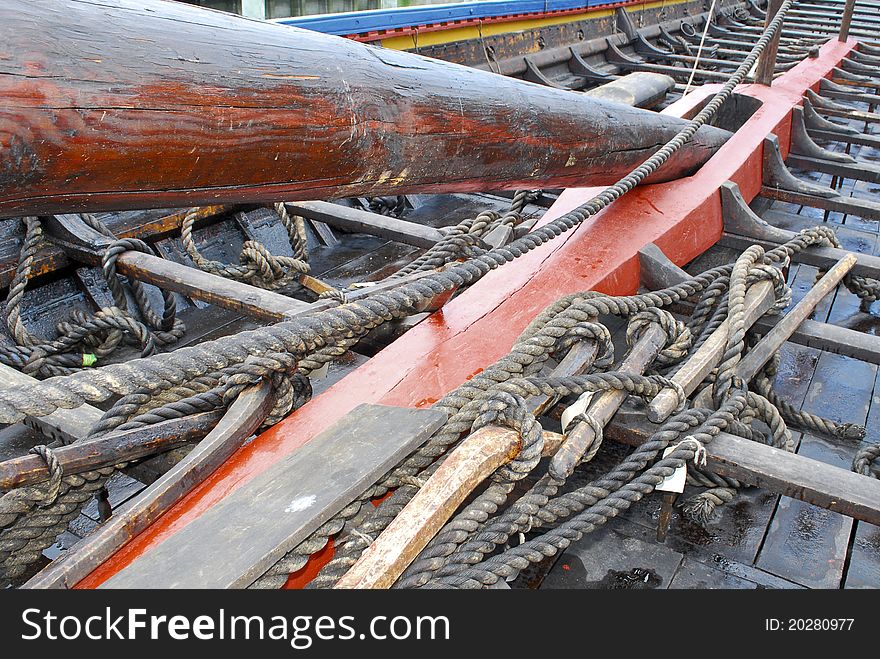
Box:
(346, 0), (646, 42)
(77, 39), (857, 588)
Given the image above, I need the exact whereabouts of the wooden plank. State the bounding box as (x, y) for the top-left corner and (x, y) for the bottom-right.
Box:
(24, 381), (276, 589)
(540, 527), (683, 589)
(718, 233), (880, 280)
(787, 154), (880, 185)
(0, 410), (222, 490)
(844, 522), (880, 588)
(287, 202), (444, 249)
(606, 407), (880, 526)
(756, 350), (875, 588)
(752, 314), (880, 364)
(760, 185), (880, 222)
(100, 404), (448, 589)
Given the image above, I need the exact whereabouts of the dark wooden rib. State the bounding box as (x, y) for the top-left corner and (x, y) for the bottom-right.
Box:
(0, 410), (223, 490)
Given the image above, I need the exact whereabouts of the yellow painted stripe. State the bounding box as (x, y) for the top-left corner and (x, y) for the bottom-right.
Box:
(379, 0), (691, 51)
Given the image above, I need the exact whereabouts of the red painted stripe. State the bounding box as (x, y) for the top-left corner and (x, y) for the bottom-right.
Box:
(346, 0), (644, 43)
(78, 39), (857, 588)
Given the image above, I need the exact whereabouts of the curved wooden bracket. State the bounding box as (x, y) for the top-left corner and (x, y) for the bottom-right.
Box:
(803, 98), (860, 136)
(762, 134), (841, 198)
(790, 107), (857, 164)
(720, 181), (796, 243)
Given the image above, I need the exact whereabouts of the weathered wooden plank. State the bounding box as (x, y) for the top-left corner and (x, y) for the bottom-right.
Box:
(844, 521), (880, 588)
(788, 154), (880, 185)
(25, 381), (276, 589)
(756, 349), (875, 588)
(760, 186), (880, 222)
(0, 1), (730, 218)
(0, 410), (222, 490)
(607, 407), (880, 526)
(118, 251), (307, 322)
(287, 202), (445, 249)
(752, 314), (880, 364)
(718, 233), (880, 280)
(540, 528), (683, 590)
(100, 404), (448, 589)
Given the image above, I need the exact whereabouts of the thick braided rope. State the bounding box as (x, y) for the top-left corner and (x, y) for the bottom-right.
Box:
(853, 443), (880, 478)
(181, 206), (309, 290)
(428, 392), (750, 588)
(0, 0), (799, 425)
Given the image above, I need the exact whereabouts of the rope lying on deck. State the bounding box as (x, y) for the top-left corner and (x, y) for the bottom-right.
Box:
(181, 203), (310, 291)
(295, 227), (869, 590)
(1, 0), (877, 585)
(0, 215), (184, 378)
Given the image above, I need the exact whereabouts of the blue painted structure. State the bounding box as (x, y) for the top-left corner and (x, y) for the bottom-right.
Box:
(276, 1), (616, 35)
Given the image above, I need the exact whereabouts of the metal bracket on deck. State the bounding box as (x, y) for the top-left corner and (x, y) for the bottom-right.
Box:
(721, 181), (797, 243)
(762, 134), (840, 199)
(638, 243), (689, 290)
(803, 98), (860, 136)
(790, 107), (857, 164)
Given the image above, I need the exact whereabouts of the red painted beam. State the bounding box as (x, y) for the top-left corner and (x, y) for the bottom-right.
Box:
(76, 39), (857, 589)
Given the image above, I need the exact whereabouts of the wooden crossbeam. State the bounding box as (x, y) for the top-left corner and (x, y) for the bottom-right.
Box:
(607, 407), (880, 526)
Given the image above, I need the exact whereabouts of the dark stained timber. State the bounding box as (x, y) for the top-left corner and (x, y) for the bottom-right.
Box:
(0, 0), (731, 218)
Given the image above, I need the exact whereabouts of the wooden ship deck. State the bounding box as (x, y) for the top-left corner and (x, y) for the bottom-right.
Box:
(1, 0), (879, 590)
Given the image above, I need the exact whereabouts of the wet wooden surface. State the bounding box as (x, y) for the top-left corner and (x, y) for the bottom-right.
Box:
(535, 95), (880, 590)
(100, 404), (447, 589)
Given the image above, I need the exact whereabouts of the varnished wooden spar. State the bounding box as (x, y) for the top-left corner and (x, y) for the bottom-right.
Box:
(0, 0), (731, 219)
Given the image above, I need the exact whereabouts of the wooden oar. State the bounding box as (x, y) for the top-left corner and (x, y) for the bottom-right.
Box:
(0, 0), (730, 219)
(692, 254), (857, 408)
(23, 380), (275, 589)
(334, 426), (565, 589)
(333, 339), (599, 589)
(647, 279), (777, 423)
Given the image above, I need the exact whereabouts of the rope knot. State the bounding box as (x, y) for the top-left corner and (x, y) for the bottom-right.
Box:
(472, 392), (543, 484)
(627, 308), (692, 366)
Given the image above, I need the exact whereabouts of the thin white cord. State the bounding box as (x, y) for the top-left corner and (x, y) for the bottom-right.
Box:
(684, 0), (719, 94)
